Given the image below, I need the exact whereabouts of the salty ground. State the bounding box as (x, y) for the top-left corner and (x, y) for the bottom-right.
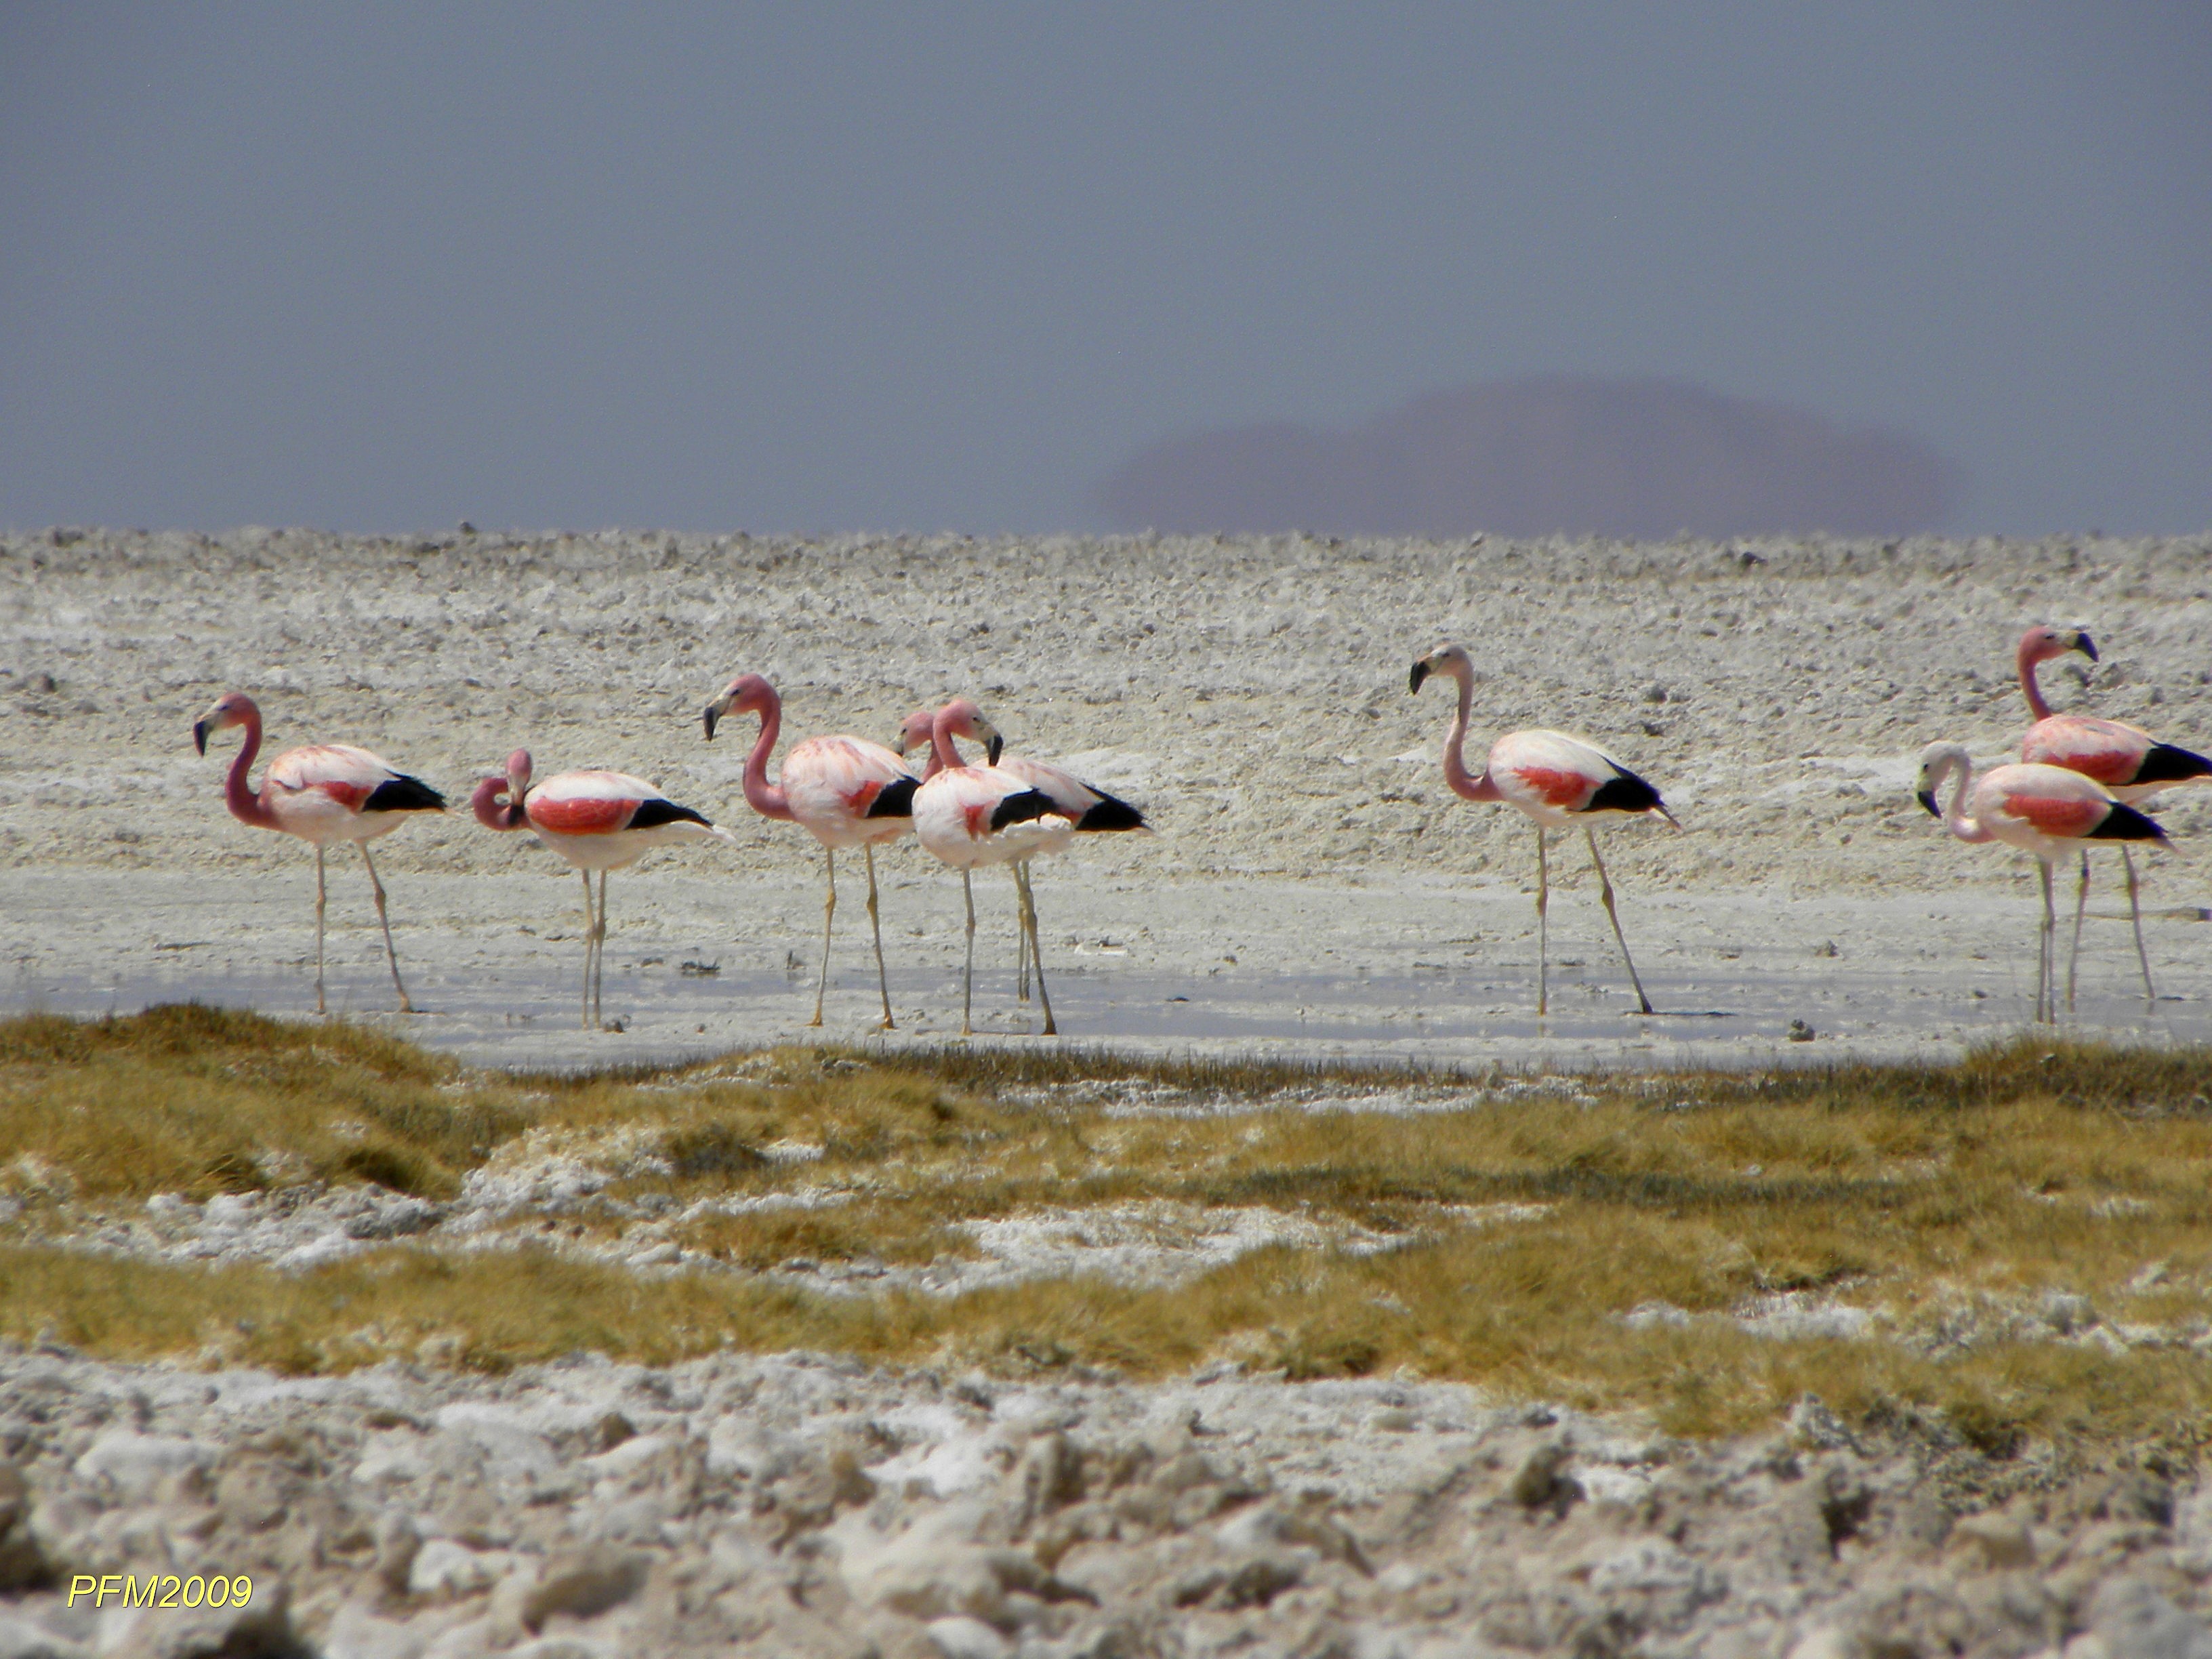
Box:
(6, 529), (2212, 1657)
(5, 527), (2212, 1063)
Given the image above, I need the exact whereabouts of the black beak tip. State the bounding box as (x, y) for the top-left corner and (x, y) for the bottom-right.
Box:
(986, 735), (1004, 766)
(192, 721), (209, 756)
(1917, 790), (1940, 817)
(701, 708), (718, 741)
(1408, 661), (1429, 694)
(2079, 634), (2100, 662)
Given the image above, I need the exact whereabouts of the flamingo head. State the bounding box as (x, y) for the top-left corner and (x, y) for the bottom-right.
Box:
(1914, 741), (1971, 817)
(2018, 624), (2097, 670)
(702, 674), (775, 741)
(1408, 643), (1472, 695)
(937, 699), (1002, 764)
(191, 691), (259, 755)
(504, 749), (533, 796)
(893, 708), (934, 758)
(470, 750), (534, 830)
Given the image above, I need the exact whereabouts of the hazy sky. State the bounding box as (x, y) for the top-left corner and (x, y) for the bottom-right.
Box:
(3, 3), (2208, 536)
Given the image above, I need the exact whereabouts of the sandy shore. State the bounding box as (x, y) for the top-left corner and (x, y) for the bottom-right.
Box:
(6, 527), (2212, 1061)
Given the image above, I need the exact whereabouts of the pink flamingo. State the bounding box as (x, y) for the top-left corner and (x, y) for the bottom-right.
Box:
(701, 674), (920, 1029)
(908, 701), (1078, 1036)
(897, 700), (1147, 1003)
(1917, 742), (2172, 1023)
(472, 750), (735, 1029)
(192, 691), (445, 1014)
(2014, 625), (2210, 1007)
(1410, 644), (1677, 1016)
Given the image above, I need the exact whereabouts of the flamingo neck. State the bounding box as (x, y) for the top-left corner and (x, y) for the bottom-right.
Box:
(470, 776), (525, 830)
(742, 692), (795, 821)
(1938, 753), (1994, 844)
(1438, 663), (1500, 803)
(930, 708), (966, 776)
(223, 706), (279, 830)
(2018, 638), (2055, 722)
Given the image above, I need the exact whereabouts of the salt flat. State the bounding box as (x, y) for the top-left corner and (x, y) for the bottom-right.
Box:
(5, 527), (2212, 1061)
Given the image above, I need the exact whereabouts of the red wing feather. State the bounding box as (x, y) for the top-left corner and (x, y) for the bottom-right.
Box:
(1513, 766), (1595, 811)
(2002, 792), (2103, 838)
(530, 796), (638, 835)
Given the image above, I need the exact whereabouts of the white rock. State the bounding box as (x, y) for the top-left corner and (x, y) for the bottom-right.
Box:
(409, 1538), (510, 1599)
(70, 1432), (211, 1500)
(924, 1617), (1010, 1659)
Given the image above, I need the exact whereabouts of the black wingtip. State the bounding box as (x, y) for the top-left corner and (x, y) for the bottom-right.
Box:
(990, 788), (1061, 831)
(364, 775), (447, 814)
(1076, 794), (1146, 832)
(2131, 741), (2212, 788)
(627, 798), (712, 831)
(2088, 801), (2169, 844)
(866, 775), (920, 819)
(1584, 770), (1664, 817)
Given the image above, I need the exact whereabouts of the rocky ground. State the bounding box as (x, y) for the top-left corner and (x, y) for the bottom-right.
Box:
(3, 1345), (2211, 1659)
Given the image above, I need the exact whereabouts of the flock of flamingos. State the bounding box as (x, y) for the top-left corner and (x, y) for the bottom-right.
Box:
(188, 625), (2207, 1036)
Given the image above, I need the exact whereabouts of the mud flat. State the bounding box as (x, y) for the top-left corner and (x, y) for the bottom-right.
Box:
(6, 527), (2212, 1062)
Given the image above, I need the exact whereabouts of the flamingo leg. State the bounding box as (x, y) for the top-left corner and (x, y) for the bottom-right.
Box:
(961, 868), (977, 1037)
(2067, 851), (2089, 1013)
(594, 869), (610, 1029)
(1584, 828), (1654, 1015)
(810, 848), (835, 1028)
(1015, 864), (1032, 1002)
(312, 846), (327, 1015)
(358, 843), (415, 1013)
(2125, 845), (2156, 1010)
(2036, 859), (2055, 1025)
(1534, 827), (1549, 1017)
(1017, 865), (1056, 1036)
(864, 842), (895, 1030)
(578, 871), (594, 1029)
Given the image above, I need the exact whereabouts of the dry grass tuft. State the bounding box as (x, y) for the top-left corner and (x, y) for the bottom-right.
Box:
(7, 1009), (2212, 1450)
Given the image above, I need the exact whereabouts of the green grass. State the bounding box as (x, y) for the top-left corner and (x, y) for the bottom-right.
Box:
(6, 1007), (2212, 1451)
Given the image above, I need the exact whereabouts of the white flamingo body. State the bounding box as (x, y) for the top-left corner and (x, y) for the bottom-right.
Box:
(913, 765), (1077, 870)
(258, 745), (430, 846)
(1481, 730), (1650, 829)
(781, 737), (918, 850)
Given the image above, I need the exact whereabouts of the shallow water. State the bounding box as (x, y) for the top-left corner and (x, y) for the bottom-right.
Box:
(9, 865), (2208, 1072)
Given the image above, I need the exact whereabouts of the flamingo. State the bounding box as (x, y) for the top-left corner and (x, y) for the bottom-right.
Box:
(192, 691), (445, 1014)
(906, 702), (1076, 1036)
(896, 700), (1147, 1008)
(701, 674), (920, 1029)
(1409, 644), (1677, 1016)
(1916, 743), (2172, 1023)
(472, 750), (735, 1029)
(2013, 624), (2211, 1008)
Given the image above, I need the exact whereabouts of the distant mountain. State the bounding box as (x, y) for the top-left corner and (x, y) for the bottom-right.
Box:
(1094, 375), (1961, 539)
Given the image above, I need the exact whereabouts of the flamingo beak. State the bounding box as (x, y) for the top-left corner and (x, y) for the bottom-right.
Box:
(986, 733), (1004, 765)
(1408, 659), (1431, 694)
(701, 703), (721, 741)
(1916, 790), (1940, 817)
(2076, 632), (2099, 662)
(192, 719), (209, 756)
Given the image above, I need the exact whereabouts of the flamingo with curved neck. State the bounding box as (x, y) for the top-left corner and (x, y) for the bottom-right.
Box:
(1914, 741), (2169, 1024)
(192, 689), (445, 1014)
(703, 673), (918, 1028)
(1409, 643), (1675, 1017)
(473, 747), (734, 1029)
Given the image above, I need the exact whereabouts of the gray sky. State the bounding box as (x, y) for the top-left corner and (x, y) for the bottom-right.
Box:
(3, 3), (2208, 536)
